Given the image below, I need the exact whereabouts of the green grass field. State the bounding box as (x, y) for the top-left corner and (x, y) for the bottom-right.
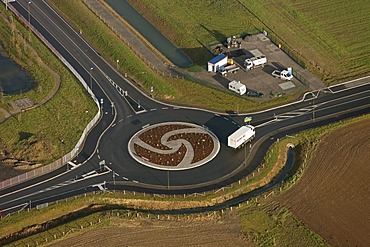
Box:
(0, 5), (97, 164)
(129, 0), (370, 83)
(128, 0), (258, 64)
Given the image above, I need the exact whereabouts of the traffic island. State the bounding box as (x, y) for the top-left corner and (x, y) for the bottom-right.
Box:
(128, 122), (220, 170)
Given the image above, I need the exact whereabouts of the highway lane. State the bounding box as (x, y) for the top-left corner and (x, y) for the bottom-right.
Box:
(1, 0), (370, 214)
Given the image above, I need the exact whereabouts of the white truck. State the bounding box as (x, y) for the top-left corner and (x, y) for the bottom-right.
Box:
(228, 125), (255, 149)
(218, 64), (240, 76)
(271, 67), (293, 80)
(228, 81), (246, 95)
(244, 55), (267, 70)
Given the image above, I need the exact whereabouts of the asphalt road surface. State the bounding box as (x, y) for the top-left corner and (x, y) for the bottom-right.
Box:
(1, 0), (370, 215)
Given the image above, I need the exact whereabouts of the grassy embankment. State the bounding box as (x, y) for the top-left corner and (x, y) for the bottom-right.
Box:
(0, 5), (97, 164)
(47, 0), (300, 113)
(128, 0), (259, 65)
(4, 113), (370, 246)
(130, 0), (370, 84)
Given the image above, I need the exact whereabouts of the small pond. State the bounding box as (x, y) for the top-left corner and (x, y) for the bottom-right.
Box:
(0, 44), (35, 95)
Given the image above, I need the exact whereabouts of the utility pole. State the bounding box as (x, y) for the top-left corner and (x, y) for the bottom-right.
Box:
(89, 67), (93, 90)
(28, 1), (31, 25)
(28, 1), (32, 41)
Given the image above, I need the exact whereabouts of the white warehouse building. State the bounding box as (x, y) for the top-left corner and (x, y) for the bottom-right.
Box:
(207, 54), (228, 72)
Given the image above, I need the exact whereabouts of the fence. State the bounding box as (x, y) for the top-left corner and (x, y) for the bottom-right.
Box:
(0, 4), (101, 191)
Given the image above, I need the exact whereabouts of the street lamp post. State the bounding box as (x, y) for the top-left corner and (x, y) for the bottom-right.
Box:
(89, 67), (93, 90)
(27, 1), (32, 41)
(28, 1), (31, 25)
(116, 59), (119, 70)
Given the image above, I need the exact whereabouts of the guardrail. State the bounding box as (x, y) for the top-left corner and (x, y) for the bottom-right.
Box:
(0, 3), (101, 191)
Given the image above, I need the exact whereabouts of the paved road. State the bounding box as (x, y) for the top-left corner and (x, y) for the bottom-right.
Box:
(0, 0), (370, 215)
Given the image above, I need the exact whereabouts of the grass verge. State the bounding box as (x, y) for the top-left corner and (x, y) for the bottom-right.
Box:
(0, 4), (97, 164)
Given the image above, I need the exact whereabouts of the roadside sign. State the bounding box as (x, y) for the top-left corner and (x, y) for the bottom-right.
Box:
(244, 116), (252, 123)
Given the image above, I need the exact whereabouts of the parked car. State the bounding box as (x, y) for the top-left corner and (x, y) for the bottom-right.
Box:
(246, 90), (264, 98)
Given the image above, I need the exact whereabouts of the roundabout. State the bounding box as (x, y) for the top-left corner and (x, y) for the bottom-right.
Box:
(128, 122), (220, 170)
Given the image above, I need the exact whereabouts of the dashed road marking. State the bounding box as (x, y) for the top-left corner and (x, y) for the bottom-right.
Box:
(132, 180), (139, 183)
(161, 107), (168, 110)
(122, 176), (129, 180)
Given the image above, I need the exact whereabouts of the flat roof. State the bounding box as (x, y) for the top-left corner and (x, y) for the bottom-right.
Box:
(208, 54), (227, 64)
(250, 49), (264, 57)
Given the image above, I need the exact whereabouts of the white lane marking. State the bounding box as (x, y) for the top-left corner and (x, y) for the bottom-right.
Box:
(215, 113), (220, 116)
(223, 117), (229, 120)
(82, 171), (96, 178)
(162, 107), (168, 110)
(122, 176), (129, 180)
(127, 115), (132, 118)
(67, 161), (78, 168)
(132, 180), (139, 183)
(150, 108), (157, 111)
(92, 181), (106, 191)
(118, 119), (124, 122)
(111, 123), (116, 127)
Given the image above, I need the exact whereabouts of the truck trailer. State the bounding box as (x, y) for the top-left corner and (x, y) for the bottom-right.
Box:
(244, 55), (267, 70)
(228, 125), (255, 149)
(219, 64), (240, 76)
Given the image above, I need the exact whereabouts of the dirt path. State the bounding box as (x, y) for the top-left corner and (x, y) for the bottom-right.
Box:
(277, 118), (370, 247)
(46, 212), (253, 247)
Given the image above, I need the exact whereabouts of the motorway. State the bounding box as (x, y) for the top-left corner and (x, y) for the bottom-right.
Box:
(1, 0), (370, 215)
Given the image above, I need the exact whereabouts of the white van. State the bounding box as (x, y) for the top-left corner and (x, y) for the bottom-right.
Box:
(228, 81), (246, 95)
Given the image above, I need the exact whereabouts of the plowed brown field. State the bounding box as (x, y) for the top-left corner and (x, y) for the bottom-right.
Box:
(46, 212), (253, 247)
(278, 118), (370, 247)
